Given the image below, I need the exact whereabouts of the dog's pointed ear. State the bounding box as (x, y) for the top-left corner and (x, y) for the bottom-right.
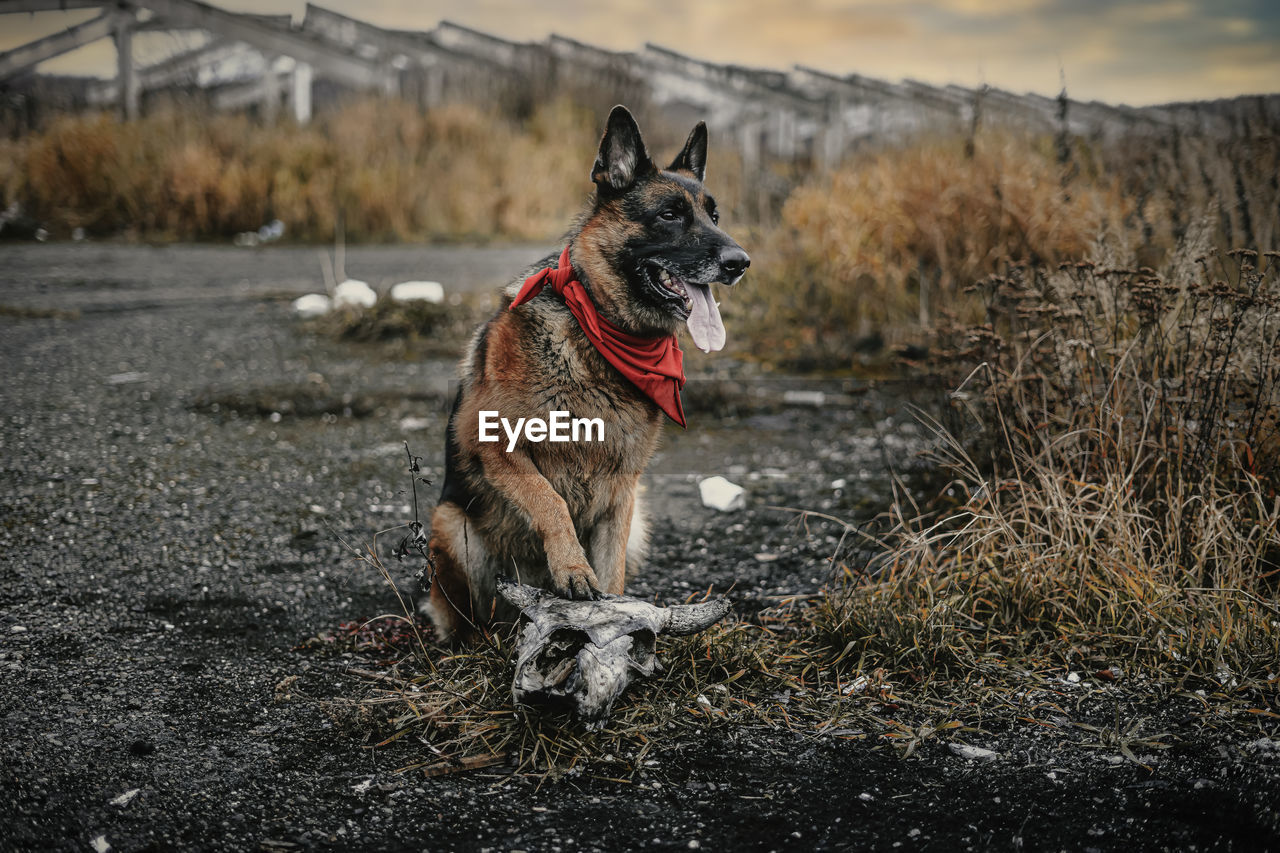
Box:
(668, 121), (708, 183)
(592, 105), (653, 194)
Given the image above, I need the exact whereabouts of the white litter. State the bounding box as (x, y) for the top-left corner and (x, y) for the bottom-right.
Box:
(333, 279), (377, 309)
(291, 293), (332, 318)
(105, 371), (149, 385)
(782, 389), (826, 406)
(699, 476), (745, 512)
(110, 789), (140, 807)
(842, 675), (872, 695)
(91, 836), (110, 853)
(949, 743), (999, 762)
(399, 416), (432, 432)
(390, 281), (445, 304)
(258, 219), (285, 242)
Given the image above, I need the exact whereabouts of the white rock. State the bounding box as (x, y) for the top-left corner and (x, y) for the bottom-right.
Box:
(699, 476), (745, 512)
(390, 281), (445, 304)
(291, 293), (332, 319)
(91, 836), (110, 853)
(949, 743), (999, 762)
(333, 279), (377, 309)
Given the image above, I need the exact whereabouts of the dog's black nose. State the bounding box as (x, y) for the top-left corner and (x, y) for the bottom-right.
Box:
(719, 247), (750, 280)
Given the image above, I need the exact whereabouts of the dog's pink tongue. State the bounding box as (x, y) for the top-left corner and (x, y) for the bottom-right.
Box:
(685, 282), (725, 353)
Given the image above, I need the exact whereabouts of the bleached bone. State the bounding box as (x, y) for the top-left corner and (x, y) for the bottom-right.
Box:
(496, 577), (731, 727)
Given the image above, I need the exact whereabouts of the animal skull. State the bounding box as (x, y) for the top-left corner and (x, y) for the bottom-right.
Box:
(497, 577), (731, 727)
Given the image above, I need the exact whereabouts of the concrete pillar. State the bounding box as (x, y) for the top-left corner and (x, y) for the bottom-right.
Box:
(292, 62), (312, 124)
(381, 69), (400, 98)
(424, 65), (444, 109)
(819, 96), (846, 171)
(261, 57), (280, 123)
(113, 14), (138, 121)
(738, 121), (760, 174)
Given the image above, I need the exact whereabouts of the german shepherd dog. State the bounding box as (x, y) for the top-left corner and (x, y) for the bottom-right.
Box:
(424, 105), (749, 641)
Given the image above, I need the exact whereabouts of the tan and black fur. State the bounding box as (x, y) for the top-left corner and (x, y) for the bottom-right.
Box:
(424, 106), (749, 641)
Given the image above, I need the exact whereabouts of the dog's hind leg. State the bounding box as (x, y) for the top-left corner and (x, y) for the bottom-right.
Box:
(422, 502), (486, 643)
(626, 485), (649, 572)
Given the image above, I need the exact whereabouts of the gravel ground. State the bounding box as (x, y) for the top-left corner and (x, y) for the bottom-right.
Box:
(1, 242), (1277, 852)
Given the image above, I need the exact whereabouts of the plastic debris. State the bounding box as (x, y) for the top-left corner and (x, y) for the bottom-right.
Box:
(950, 743), (999, 762)
(699, 476), (745, 511)
(110, 789), (140, 807)
(782, 389), (826, 406)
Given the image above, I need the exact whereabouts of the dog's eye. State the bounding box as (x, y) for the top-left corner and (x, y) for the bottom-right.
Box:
(709, 209), (720, 225)
(659, 209), (682, 223)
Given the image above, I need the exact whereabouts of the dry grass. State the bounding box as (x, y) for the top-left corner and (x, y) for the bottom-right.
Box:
(722, 132), (1134, 366)
(813, 244), (1280, 690)
(9, 98), (1276, 374)
(723, 123), (1280, 369)
(2, 99), (601, 242)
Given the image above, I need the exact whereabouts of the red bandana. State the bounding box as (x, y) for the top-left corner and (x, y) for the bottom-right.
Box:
(510, 247), (686, 427)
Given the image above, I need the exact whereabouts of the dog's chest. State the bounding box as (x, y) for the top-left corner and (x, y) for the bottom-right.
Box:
(526, 324), (662, 480)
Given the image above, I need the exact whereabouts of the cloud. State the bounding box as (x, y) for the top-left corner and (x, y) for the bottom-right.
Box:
(930, 0), (1053, 14)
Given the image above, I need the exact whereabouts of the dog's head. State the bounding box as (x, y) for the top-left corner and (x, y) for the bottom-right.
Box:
(573, 105), (750, 352)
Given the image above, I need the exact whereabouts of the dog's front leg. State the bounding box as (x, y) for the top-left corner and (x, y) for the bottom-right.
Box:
(478, 444), (600, 599)
(587, 482), (638, 596)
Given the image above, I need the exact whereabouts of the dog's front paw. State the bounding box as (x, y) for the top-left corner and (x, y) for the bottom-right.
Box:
(550, 564), (601, 600)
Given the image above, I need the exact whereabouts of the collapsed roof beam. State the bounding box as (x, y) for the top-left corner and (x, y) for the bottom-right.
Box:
(123, 0), (390, 88)
(0, 9), (116, 80)
(0, 0), (104, 13)
(135, 12), (289, 32)
(86, 37), (243, 103)
(301, 4), (498, 73)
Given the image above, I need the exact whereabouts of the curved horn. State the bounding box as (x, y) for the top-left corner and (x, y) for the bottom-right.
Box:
(496, 576), (544, 610)
(661, 598), (732, 636)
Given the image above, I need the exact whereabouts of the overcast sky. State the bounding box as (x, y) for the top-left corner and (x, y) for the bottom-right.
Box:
(3, 0), (1277, 106)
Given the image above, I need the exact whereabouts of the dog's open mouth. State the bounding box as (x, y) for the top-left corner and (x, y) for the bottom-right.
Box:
(641, 263), (726, 353)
